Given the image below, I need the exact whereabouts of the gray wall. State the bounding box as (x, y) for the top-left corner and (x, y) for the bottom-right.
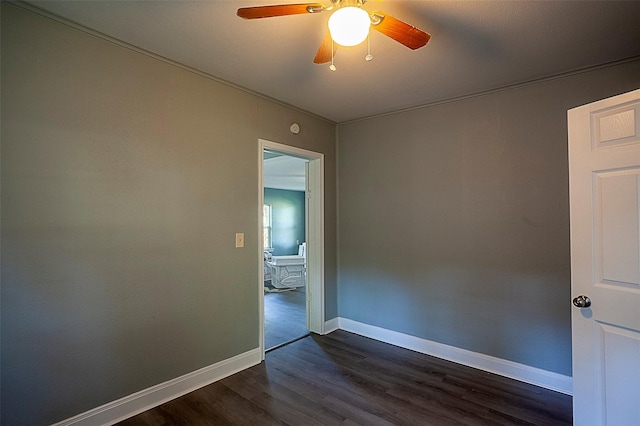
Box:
(0, 3), (336, 425)
(337, 59), (640, 376)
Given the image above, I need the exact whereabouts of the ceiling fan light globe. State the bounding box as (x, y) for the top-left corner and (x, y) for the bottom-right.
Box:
(328, 7), (370, 47)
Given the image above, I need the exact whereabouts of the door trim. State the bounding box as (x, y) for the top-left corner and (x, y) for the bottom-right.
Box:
(258, 139), (325, 359)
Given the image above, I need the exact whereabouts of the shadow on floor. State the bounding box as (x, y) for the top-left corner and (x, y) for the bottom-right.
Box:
(264, 284), (308, 350)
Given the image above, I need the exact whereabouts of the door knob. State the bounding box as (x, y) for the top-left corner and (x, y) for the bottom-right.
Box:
(572, 295), (591, 308)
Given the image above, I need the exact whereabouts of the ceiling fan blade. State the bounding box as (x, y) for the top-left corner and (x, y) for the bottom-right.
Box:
(313, 31), (336, 64)
(370, 10), (431, 50)
(237, 3), (324, 19)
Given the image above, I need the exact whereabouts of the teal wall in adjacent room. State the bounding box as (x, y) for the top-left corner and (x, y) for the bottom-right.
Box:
(264, 188), (306, 256)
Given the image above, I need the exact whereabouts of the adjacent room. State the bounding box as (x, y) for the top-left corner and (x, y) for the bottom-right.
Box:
(2, 1), (640, 425)
(262, 151), (309, 349)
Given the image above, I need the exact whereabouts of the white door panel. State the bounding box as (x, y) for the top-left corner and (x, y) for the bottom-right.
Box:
(568, 89), (640, 425)
(597, 170), (639, 286)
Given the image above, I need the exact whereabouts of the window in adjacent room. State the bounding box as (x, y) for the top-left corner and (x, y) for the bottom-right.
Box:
(263, 204), (272, 249)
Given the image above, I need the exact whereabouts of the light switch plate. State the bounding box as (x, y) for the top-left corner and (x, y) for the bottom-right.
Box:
(235, 232), (244, 248)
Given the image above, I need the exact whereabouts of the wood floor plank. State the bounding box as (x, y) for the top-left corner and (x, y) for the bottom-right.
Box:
(264, 287), (308, 350)
(117, 330), (572, 425)
(224, 365), (346, 425)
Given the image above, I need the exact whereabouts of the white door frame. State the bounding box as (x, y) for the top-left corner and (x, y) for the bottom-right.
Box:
(258, 139), (325, 359)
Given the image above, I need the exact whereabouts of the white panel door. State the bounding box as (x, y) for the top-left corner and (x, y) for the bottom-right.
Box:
(568, 89), (640, 425)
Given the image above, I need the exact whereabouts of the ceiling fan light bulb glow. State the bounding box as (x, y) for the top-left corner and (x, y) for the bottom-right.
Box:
(328, 7), (370, 47)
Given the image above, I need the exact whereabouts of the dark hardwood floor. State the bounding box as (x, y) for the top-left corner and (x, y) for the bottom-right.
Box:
(264, 286), (308, 350)
(117, 330), (572, 425)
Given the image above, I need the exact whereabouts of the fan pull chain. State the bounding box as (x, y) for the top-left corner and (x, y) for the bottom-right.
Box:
(365, 33), (373, 61)
(329, 39), (336, 71)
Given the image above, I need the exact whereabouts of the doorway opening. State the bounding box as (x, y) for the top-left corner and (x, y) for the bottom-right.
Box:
(258, 139), (324, 358)
(263, 152), (308, 350)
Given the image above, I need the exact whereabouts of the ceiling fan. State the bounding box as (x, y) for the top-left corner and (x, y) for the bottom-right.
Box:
(237, 0), (431, 68)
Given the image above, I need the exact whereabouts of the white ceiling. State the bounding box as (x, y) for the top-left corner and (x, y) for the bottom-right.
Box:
(264, 155), (307, 191)
(26, 0), (640, 123)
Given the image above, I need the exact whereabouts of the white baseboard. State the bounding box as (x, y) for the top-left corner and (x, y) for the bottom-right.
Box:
(324, 317), (340, 334)
(53, 319), (571, 425)
(337, 317), (572, 395)
(53, 348), (262, 426)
